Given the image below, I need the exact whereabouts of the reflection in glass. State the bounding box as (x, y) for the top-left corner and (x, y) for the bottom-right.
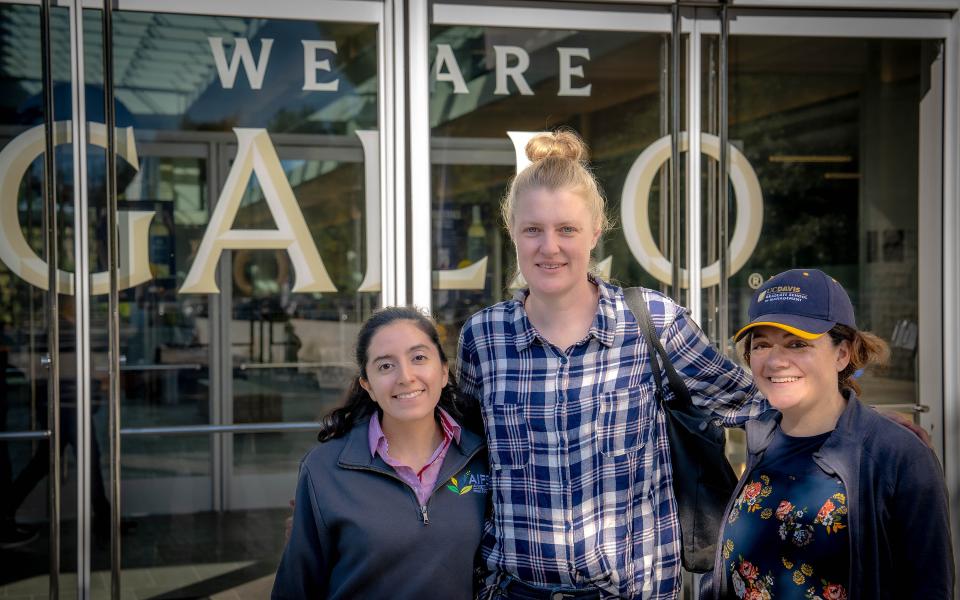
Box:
(94, 10), (380, 595)
(228, 154), (372, 491)
(0, 3), (66, 594)
(709, 37), (934, 408)
(117, 156), (211, 430)
(429, 26), (670, 356)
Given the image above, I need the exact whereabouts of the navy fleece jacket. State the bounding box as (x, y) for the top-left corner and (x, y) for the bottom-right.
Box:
(272, 420), (489, 600)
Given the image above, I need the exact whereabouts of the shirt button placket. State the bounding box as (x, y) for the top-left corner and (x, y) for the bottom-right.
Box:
(556, 353), (575, 577)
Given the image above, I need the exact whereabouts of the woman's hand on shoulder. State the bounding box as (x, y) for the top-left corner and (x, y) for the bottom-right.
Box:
(875, 409), (932, 448)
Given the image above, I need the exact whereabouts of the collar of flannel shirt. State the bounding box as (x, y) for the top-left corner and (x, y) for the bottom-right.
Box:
(510, 274), (620, 351)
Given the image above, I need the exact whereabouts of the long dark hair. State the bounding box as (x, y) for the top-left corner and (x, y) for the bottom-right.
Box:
(317, 306), (470, 442)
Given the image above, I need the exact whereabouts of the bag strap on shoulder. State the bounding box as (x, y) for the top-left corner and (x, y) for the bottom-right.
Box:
(623, 287), (694, 410)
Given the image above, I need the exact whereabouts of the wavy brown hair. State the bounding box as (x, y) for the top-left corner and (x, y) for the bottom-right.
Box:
(316, 306), (475, 442)
(827, 324), (890, 396)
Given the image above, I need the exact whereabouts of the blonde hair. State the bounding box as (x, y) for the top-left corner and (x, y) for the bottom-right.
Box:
(500, 129), (610, 237)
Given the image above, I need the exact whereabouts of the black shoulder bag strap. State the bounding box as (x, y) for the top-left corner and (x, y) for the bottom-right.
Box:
(623, 287), (692, 410)
(622, 286), (737, 574)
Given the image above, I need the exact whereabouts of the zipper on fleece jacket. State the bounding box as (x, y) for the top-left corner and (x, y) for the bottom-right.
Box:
(340, 444), (484, 527)
(419, 443), (485, 526)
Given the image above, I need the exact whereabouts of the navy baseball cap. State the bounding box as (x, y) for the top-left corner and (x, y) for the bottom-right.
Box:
(734, 269), (856, 341)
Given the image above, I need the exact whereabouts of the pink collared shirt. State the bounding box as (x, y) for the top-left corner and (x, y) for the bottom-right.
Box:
(368, 409), (462, 506)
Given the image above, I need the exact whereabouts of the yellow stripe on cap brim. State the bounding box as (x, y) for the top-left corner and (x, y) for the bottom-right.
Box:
(733, 321), (826, 342)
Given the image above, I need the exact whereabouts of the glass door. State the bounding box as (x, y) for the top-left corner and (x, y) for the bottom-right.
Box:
(416, 2), (677, 356)
(692, 8), (949, 463)
(107, 5), (388, 597)
(0, 3), (63, 596)
(3, 0), (393, 597)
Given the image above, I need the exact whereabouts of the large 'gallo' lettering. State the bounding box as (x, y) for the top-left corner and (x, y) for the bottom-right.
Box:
(179, 128), (336, 294)
(0, 121), (153, 295)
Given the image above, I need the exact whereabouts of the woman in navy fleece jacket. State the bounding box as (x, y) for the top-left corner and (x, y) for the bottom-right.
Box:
(272, 307), (488, 599)
(706, 269), (953, 600)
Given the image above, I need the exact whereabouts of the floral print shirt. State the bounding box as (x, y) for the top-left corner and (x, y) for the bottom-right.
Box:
(722, 427), (849, 600)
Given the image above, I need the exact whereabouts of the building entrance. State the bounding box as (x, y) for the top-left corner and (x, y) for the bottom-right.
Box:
(0, 1), (955, 598)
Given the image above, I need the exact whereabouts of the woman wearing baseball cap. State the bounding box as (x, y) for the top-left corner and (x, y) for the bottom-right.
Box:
(704, 269), (953, 600)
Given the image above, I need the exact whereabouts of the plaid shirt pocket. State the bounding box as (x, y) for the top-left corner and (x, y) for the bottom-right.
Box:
(597, 386), (655, 457)
(487, 403), (530, 469)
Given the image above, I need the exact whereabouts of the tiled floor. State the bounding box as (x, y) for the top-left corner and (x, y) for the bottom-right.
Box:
(0, 509), (286, 599)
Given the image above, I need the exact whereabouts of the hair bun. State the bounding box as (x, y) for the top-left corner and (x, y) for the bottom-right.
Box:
(525, 130), (587, 163)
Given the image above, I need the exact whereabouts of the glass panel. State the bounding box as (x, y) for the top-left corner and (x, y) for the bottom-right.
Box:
(226, 146), (377, 504)
(698, 36), (937, 470)
(97, 9), (379, 596)
(0, 3), (68, 595)
(429, 23), (670, 357)
(107, 152), (217, 542)
(228, 152), (372, 421)
(720, 36), (934, 403)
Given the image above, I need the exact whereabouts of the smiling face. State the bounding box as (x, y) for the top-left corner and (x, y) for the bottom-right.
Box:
(511, 186), (601, 300)
(359, 320), (449, 431)
(748, 326), (851, 417)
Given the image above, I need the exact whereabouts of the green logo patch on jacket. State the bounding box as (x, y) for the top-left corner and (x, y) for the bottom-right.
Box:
(446, 470), (489, 495)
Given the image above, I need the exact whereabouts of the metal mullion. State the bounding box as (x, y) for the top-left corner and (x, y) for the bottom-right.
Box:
(669, 5), (681, 302)
(208, 140), (223, 512)
(101, 1), (121, 596)
(40, 0), (60, 596)
(432, 3), (672, 32)
(658, 36), (669, 296)
(943, 13), (960, 586)
(706, 34), (719, 343)
(724, 8), (952, 38)
(718, 4), (730, 355)
(382, 0), (401, 308)
(728, 0), (956, 9)
(915, 43), (945, 456)
(107, 0), (383, 22)
(408, 0), (430, 309)
(685, 10), (702, 325)
(67, 0), (93, 596)
(215, 144), (233, 511)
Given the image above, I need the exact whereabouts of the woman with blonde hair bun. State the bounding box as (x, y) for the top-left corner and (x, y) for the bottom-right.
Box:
(457, 129), (768, 599)
(500, 128), (610, 244)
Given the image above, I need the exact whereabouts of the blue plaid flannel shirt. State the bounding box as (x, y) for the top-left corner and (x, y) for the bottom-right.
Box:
(457, 278), (767, 599)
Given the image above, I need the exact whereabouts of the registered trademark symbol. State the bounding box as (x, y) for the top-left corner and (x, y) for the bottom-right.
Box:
(748, 273), (764, 289)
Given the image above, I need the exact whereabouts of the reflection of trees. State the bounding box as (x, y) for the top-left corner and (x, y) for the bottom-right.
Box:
(229, 160), (363, 296)
(748, 207), (856, 269)
(294, 163), (363, 290)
